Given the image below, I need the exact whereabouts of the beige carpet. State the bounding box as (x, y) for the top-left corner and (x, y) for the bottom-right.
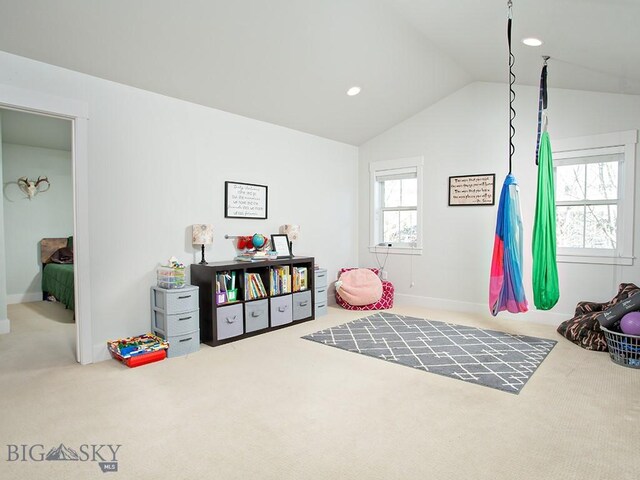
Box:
(0, 302), (638, 480)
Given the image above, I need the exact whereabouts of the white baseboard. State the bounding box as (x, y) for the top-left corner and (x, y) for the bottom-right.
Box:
(395, 293), (570, 326)
(0, 318), (10, 334)
(7, 292), (43, 304)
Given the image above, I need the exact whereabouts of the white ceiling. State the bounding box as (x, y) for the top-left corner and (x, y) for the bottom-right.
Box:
(0, 0), (638, 145)
(1, 109), (72, 151)
(386, 0), (640, 97)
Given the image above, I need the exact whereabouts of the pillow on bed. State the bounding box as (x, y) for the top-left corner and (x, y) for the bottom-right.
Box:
(51, 247), (74, 264)
(67, 236), (73, 251)
(337, 268), (383, 306)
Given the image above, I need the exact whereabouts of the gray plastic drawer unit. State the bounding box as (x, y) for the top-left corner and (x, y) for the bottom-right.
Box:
(315, 269), (328, 288)
(293, 290), (312, 321)
(151, 285), (200, 358)
(217, 303), (244, 340)
(152, 286), (199, 313)
(315, 300), (327, 317)
(314, 268), (328, 317)
(152, 310), (199, 337)
(315, 286), (328, 304)
(245, 299), (269, 333)
(162, 331), (199, 358)
(270, 295), (293, 327)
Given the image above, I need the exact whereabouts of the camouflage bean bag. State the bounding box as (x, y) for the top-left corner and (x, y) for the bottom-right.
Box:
(557, 283), (640, 351)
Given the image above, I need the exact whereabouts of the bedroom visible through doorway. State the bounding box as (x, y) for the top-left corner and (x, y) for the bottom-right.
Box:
(0, 107), (77, 364)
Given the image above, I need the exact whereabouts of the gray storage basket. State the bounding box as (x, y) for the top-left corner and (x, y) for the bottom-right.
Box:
(601, 326), (640, 368)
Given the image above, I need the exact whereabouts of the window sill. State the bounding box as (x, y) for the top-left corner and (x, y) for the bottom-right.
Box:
(368, 245), (423, 256)
(557, 254), (634, 266)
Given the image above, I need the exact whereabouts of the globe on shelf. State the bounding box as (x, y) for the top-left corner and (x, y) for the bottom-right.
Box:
(252, 233), (266, 249)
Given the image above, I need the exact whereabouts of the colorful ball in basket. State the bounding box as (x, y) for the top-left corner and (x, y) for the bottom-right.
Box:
(252, 233), (266, 249)
(620, 311), (640, 336)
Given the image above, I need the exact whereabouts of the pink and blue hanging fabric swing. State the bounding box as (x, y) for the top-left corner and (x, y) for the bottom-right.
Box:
(490, 175), (528, 315)
(489, 1), (528, 316)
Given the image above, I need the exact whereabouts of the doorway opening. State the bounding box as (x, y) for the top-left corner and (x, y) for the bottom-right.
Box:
(1, 108), (76, 365)
(0, 84), (92, 364)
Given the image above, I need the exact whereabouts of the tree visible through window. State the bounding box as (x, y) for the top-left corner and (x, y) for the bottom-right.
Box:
(370, 156), (423, 250)
(381, 176), (417, 244)
(555, 153), (621, 250)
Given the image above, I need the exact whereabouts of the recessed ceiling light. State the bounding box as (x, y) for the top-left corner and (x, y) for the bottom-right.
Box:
(522, 37), (543, 47)
(347, 86), (361, 96)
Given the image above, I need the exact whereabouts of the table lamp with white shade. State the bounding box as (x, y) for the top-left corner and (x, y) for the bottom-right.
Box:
(279, 224), (300, 257)
(192, 224), (214, 265)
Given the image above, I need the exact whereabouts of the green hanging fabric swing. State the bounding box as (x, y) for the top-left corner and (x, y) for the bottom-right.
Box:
(532, 60), (559, 310)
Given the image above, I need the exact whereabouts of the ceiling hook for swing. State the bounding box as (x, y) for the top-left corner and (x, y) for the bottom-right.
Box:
(542, 55), (550, 65)
(507, 0), (513, 18)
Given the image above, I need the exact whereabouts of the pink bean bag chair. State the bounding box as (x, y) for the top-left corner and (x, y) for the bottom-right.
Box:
(336, 268), (394, 311)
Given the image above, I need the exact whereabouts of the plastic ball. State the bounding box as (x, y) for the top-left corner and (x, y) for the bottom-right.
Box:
(620, 311), (640, 336)
(246, 238), (254, 249)
(236, 238), (247, 249)
(252, 233), (266, 249)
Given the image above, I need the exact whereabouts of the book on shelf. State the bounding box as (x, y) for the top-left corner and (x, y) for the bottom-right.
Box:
(235, 251), (269, 262)
(270, 266), (291, 296)
(215, 271), (238, 304)
(216, 272), (234, 292)
(292, 266), (308, 292)
(244, 273), (267, 300)
(256, 275), (267, 297)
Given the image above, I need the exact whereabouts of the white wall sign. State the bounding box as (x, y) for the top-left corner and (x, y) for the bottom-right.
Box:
(225, 181), (268, 219)
(448, 174), (495, 206)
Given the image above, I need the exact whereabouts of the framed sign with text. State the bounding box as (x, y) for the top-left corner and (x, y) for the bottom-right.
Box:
(448, 174), (495, 206)
(225, 181), (268, 219)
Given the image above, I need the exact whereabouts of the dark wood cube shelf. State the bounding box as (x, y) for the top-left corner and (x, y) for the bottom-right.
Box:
(191, 256), (315, 347)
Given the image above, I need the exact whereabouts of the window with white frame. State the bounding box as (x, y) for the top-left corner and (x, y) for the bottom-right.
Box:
(553, 130), (637, 265)
(370, 156), (423, 254)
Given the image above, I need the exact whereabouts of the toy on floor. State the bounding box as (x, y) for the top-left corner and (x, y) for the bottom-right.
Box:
(107, 333), (169, 368)
(620, 311), (640, 336)
(157, 256), (186, 289)
(600, 325), (640, 369)
(557, 283), (639, 351)
(596, 291), (640, 328)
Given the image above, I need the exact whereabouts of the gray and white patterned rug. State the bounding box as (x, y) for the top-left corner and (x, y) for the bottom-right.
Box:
(303, 313), (557, 394)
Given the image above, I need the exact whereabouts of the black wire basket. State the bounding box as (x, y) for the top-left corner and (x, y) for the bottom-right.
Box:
(601, 326), (640, 369)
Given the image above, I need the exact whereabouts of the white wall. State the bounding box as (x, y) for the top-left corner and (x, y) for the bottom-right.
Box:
(359, 82), (640, 323)
(0, 113), (8, 333)
(2, 143), (73, 302)
(0, 51), (359, 359)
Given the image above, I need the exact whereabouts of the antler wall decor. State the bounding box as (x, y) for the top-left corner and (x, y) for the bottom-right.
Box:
(17, 176), (50, 200)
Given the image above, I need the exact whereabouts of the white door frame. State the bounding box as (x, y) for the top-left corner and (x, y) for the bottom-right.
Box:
(0, 84), (93, 364)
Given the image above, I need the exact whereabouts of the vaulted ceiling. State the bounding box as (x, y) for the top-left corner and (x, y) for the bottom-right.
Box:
(0, 0), (638, 145)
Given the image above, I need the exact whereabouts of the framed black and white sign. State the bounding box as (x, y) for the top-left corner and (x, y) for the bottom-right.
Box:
(270, 234), (291, 258)
(225, 181), (268, 219)
(448, 174), (495, 206)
